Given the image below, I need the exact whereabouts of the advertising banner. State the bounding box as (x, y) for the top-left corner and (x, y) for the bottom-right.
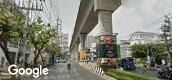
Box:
(97, 35), (117, 58)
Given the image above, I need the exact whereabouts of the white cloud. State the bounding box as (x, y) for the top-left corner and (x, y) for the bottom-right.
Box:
(57, 0), (172, 44)
(112, 0), (172, 40)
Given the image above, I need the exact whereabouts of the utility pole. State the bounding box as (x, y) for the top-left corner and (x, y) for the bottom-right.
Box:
(170, 15), (172, 63)
(161, 15), (171, 66)
(17, 0), (43, 67)
(57, 19), (62, 51)
(146, 44), (151, 66)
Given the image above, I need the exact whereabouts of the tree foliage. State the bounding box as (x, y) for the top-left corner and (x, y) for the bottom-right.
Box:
(29, 18), (57, 66)
(131, 44), (147, 58)
(131, 43), (167, 58)
(46, 41), (61, 55)
(0, 5), (25, 64)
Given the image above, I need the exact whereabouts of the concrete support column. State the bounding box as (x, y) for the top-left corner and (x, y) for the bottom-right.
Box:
(74, 43), (79, 61)
(71, 50), (75, 60)
(80, 33), (87, 50)
(98, 10), (113, 35)
(75, 43), (79, 53)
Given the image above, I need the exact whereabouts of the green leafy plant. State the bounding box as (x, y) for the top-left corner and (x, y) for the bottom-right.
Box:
(106, 69), (157, 80)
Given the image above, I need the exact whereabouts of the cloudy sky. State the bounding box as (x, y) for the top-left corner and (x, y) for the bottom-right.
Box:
(15, 0), (172, 46)
(111, 0), (172, 39)
(56, 0), (172, 45)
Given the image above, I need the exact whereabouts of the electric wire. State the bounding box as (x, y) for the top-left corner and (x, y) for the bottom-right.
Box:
(43, 1), (52, 24)
(119, 14), (172, 40)
(120, 19), (162, 39)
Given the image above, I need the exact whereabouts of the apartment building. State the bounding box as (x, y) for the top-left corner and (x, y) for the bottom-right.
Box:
(129, 31), (161, 45)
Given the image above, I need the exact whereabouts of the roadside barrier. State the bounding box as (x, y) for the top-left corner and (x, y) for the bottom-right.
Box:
(92, 66), (104, 76)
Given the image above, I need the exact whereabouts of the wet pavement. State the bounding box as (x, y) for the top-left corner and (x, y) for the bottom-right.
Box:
(20, 62), (104, 80)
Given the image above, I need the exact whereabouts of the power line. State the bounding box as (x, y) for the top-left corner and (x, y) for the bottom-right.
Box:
(121, 12), (172, 38)
(41, 2), (52, 23)
(41, 11), (51, 23)
(136, 17), (163, 32)
(36, 1), (52, 24)
(49, 0), (57, 20)
(53, 0), (61, 19)
(120, 13), (172, 39)
(43, 1), (53, 24)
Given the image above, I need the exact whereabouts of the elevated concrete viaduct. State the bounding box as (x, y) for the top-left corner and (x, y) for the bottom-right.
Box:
(70, 0), (121, 58)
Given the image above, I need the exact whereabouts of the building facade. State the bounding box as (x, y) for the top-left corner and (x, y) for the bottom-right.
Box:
(119, 32), (161, 58)
(120, 40), (131, 58)
(129, 31), (161, 45)
(61, 33), (69, 52)
(0, 41), (19, 68)
(0, 0), (34, 69)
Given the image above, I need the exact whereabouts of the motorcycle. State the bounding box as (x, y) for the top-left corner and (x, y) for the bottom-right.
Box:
(157, 66), (172, 79)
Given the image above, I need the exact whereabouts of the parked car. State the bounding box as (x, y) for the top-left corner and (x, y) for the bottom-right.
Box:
(120, 57), (136, 70)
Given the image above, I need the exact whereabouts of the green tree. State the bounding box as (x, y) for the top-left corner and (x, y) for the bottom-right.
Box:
(0, 5), (25, 64)
(131, 43), (167, 59)
(131, 44), (147, 58)
(29, 18), (57, 67)
(45, 41), (61, 65)
(151, 43), (167, 58)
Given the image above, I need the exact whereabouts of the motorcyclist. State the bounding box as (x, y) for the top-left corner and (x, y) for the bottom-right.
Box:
(67, 63), (71, 70)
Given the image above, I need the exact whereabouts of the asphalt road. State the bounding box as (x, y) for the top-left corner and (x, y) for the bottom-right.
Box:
(26, 62), (104, 80)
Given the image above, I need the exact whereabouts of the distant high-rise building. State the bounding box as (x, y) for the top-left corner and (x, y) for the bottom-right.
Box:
(61, 33), (69, 52)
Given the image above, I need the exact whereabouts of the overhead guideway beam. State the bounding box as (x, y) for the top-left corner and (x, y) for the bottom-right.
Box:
(70, 0), (121, 51)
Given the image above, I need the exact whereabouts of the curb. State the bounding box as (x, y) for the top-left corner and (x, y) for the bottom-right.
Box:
(92, 66), (105, 76)
(78, 62), (116, 80)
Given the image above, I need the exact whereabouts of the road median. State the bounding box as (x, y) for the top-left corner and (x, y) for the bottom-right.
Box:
(78, 62), (117, 80)
(106, 69), (159, 80)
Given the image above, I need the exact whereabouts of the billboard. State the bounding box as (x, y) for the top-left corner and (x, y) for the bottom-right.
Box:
(97, 35), (117, 58)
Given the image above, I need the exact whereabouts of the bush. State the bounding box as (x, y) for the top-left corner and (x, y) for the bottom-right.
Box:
(106, 72), (133, 80)
(138, 59), (147, 64)
(107, 69), (157, 80)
